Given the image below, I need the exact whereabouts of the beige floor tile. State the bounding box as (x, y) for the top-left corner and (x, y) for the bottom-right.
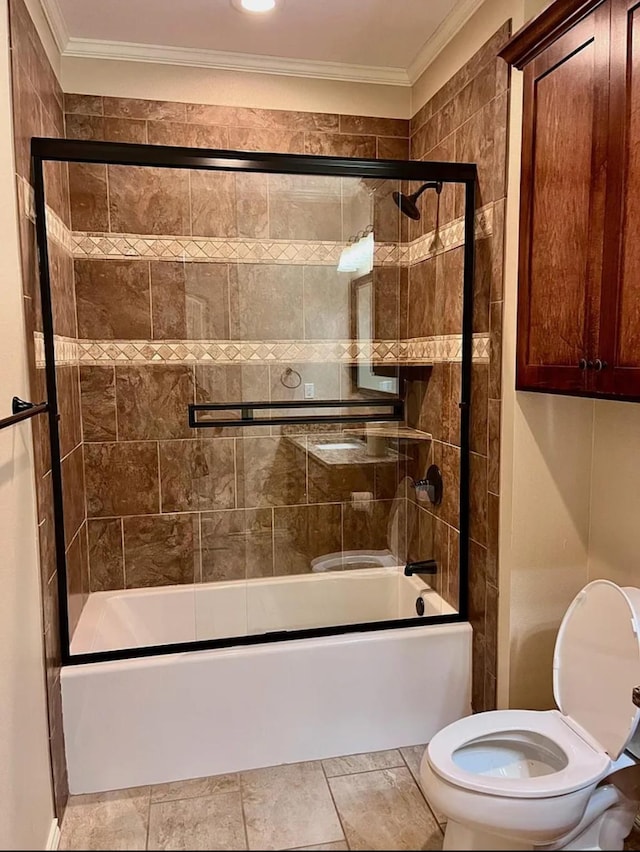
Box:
(241, 761), (344, 850)
(398, 744), (426, 781)
(151, 772), (239, 803)
(322, 749), (404, 777)
(60, 787), (150, 850)
(329, 767), (443, 851)
(291, 843), (349, 851)
(400, 745), (447, 825)
(148, 790), (246, 850)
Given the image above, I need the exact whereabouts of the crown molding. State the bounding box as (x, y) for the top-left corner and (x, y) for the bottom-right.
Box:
(406, 0), (487, 84)
(62, 38), (412, 87)
(38, 0), (69, 53)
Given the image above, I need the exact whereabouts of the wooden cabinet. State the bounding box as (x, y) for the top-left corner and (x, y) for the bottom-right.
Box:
(600, 0), (640, 395)
(502, 0), (640, 398)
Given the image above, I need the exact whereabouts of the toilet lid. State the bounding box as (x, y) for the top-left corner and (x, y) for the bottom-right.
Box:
(554, 580), (640, 760)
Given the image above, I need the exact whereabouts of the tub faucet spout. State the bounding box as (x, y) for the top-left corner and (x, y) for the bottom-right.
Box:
(404, 559), (437, 576)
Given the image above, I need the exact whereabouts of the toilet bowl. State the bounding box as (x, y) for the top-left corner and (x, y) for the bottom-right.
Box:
(420, 580), (640, 851)
(311, 549), (397, 571)
(312, 484), (406, 572)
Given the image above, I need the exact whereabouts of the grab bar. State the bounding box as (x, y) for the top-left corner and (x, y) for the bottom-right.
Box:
(0, 397), (48, 431)
(189, 398), (404, 429)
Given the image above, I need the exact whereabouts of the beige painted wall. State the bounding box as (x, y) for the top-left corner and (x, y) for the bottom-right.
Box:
(503, 395), (594, 708)
(498, 0), (598, 710)
(0, 1), (56, 848)
(588, 402), (640, 588)
(61, 57), (411, 117)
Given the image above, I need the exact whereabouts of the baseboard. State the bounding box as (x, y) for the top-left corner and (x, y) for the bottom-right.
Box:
(45, 819), (60, 850)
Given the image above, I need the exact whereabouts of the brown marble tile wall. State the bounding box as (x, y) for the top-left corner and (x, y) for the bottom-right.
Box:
(64, 99), (408, 243)
(81, 388), (407, 589)
(408, 22), (510, 712)
(65, 95), (410, 601)
(8, 0), (75, 820)
(64, 95), (409, 158)
(75, 257), (364, 345)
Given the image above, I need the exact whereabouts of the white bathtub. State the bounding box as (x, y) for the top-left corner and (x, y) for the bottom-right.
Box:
(70, 566), (456, 653)
(62, 568), (472, 794)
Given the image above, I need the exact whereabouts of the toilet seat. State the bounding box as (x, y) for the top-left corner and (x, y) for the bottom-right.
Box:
(427, 581), (640, 802)
(427, 709), (610, 799)
(422, 581), (640, 850)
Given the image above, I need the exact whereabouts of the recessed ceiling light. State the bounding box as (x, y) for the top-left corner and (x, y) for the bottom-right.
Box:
(232, 0), (277, 13)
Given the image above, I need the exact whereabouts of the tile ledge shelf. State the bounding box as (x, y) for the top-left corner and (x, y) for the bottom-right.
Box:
(344, 425), (433, 442)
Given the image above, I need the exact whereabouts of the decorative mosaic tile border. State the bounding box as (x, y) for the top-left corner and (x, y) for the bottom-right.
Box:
(71, 232), (403, 267)
(19, 175), (493, 270)
(35, 333), (490, 368)
(34, 333), (78, 367)
(403, 334), (490, 364)
(407, 204), (493, 266)
(69, 204), (493, 267)
(19, 177), (74, 254)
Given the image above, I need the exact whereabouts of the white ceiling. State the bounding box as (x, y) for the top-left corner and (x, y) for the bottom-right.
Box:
(45, 0), (482, 85)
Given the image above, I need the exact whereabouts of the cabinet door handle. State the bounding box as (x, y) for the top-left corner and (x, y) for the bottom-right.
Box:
(579, 358), (587, 370)
(594, 359), (608, 372)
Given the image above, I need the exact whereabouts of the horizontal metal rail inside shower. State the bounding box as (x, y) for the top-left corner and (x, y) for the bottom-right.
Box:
(31, 135), (476, 667)
(189, 398), (404, 428)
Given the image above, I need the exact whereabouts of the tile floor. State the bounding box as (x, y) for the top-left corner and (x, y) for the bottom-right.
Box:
(59, 746), (445, 851)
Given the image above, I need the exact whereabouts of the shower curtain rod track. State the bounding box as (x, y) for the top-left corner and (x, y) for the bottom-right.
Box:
(31, 136), (476, 666)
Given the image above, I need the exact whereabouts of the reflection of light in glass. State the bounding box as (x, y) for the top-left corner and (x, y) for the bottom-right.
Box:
(337, 231), (374, 276)
(186, 295), (206, 338)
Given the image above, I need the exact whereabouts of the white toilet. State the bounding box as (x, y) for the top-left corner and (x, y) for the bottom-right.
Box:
(420, 580), (640, 851)
(312, 486), (406, 572)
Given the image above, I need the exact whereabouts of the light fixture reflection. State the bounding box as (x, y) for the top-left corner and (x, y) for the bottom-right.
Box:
(240, 0), (276, 12)
(338, 231), (374, 276)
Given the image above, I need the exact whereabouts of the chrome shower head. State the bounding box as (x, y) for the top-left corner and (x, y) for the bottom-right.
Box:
(392, 181), (443, 220)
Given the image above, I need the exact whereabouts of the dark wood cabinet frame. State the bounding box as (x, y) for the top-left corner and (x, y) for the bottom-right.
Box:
(503, 0), (640, 401)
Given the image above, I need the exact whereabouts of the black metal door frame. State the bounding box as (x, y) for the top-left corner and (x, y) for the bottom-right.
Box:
(31, 136), (476, 666)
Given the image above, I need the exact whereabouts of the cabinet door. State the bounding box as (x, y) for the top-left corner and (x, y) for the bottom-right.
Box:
(599, 0), (640, 396)
(517, 5), (611, 393)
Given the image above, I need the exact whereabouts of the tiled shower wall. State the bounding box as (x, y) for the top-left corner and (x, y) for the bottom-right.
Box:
(62, 153), (409, 592)
(8, 0), (76, 818)
(407, 23), (510, 711)
(53, 50), (502, 675)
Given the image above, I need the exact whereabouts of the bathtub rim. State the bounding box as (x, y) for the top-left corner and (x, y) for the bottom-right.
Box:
(70, 566), (458, 657)
(65, 608), (465, 667)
